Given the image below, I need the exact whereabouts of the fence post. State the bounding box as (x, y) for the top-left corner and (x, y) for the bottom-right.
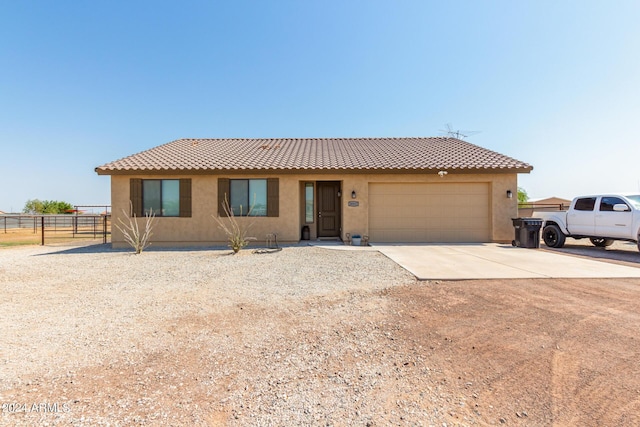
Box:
(41, 216), (45, 246)
(103, 215), (107, 244)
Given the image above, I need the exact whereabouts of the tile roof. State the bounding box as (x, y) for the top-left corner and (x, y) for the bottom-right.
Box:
(95, 137), (532, 174)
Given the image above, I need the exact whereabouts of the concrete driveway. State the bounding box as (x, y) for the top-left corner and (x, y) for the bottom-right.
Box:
(372, 243), (640, 280)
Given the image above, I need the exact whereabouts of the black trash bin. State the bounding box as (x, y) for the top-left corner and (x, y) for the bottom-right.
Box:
(511, 218), (543, 248)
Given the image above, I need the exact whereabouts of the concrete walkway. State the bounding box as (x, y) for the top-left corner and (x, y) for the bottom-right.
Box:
(372, 243), (640, 280)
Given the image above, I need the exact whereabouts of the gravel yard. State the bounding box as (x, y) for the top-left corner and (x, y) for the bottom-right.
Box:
(1, 244), (417, 426)
(2, 243), (640, 426)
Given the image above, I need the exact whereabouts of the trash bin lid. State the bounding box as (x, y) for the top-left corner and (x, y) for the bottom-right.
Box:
(522, 218), (543, 225)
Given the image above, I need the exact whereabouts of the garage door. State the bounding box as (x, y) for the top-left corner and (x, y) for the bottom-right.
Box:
(368, 183), (490, 243)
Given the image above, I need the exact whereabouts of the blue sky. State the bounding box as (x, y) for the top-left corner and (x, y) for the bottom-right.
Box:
(1, 1), (639, 212)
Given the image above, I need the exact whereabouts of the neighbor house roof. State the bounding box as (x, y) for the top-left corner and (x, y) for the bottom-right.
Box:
(528, 196), (571, 204)
(95, 137), (533, 175)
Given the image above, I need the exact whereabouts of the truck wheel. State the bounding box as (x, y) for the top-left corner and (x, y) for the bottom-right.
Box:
(590, 238), (614, 247)
(543, 225), (566, 248)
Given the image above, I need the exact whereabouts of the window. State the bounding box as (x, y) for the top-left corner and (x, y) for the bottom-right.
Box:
(230, 179), (267, 216)
(305, 183), (314, 223)
(625, 195), (640, 209)
(600, 197), (628, 212)
(574, 197), (596, 211)
(143, 180), (180, 216)
(217, 178), (279, 218)
(130, 179), (191, 217)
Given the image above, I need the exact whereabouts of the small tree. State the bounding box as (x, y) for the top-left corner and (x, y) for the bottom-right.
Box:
(57, 201), (74, 213)
(517, 187), (529, 204)
(116, 203), (156, 254)
(42, 200), (74, 214)
(212, 194), (256, 254)
(23, 199), (74, 214)
(23, 199), (44, 214)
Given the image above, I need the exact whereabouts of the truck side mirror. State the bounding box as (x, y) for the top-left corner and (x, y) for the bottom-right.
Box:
(613, 204), (630, 212)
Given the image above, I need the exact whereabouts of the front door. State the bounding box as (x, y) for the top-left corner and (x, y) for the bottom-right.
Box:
(317, 181), (341, 238)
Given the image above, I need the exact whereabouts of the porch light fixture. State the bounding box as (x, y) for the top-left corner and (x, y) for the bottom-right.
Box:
(351, 190), (357, 199)
(438, 170), (448, 178)
(337, 190), (341, 198)
(506, 190), (513, 199)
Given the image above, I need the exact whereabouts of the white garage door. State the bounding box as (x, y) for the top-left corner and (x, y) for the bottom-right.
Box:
(368, 183), (490, 243)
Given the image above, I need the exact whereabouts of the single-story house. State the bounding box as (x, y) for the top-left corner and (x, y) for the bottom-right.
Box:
(528, 196), (571, 209)
(517, 196), (570, 217)
(95, 137), (532, 248)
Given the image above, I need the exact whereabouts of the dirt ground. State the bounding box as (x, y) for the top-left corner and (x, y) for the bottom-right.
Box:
(1, 245), (640, 426)
(0, 227), (106, 247)
(0, 228), (45, 246)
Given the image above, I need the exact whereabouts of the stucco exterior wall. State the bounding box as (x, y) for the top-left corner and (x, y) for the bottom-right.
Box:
(109, 172), (519, 248)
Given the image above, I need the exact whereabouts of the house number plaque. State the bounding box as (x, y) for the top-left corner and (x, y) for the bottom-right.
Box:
(348, 201), (359, 207)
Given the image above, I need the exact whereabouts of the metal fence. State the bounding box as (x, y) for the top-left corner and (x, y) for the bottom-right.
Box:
(1, 214), (111, 245)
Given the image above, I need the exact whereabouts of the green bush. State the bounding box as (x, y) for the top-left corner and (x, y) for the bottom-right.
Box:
(23, 199), (74, 214)
(517, 187), (529, 204)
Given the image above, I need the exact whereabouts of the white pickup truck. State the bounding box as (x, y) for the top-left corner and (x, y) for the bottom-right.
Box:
(534, 194), (640, 252)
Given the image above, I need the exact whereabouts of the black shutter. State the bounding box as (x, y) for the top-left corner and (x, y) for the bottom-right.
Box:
(218, 178), (230, 217)
(267, 178), (279, 217)
(179, 179), (192, 217)
(130, 178), (142, 216)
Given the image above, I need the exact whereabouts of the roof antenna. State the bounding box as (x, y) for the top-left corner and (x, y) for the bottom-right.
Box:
(439, 123), (481, 140)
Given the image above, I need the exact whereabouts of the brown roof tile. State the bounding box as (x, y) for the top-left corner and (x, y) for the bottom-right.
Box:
(95, 137), (532, 174)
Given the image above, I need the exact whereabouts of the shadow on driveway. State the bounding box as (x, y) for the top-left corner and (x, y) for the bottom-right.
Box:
(542, 239), (639, 267)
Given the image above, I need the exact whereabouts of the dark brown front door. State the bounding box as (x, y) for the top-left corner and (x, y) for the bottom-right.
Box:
(317, 181), (341, 237)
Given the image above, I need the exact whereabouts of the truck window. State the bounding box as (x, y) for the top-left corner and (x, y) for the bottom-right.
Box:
(600, 197), (627, 212)
(627, 195), (640, 209)
(574, 197), (596, 211)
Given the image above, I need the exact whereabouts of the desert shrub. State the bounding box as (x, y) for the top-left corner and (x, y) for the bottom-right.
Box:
(116, 203), (156, 254)
(212, 195), (256, 253)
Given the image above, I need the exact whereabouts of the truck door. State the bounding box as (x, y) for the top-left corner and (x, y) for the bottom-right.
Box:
(567, 197), (596, 235)
(595, 196), (633, 238)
